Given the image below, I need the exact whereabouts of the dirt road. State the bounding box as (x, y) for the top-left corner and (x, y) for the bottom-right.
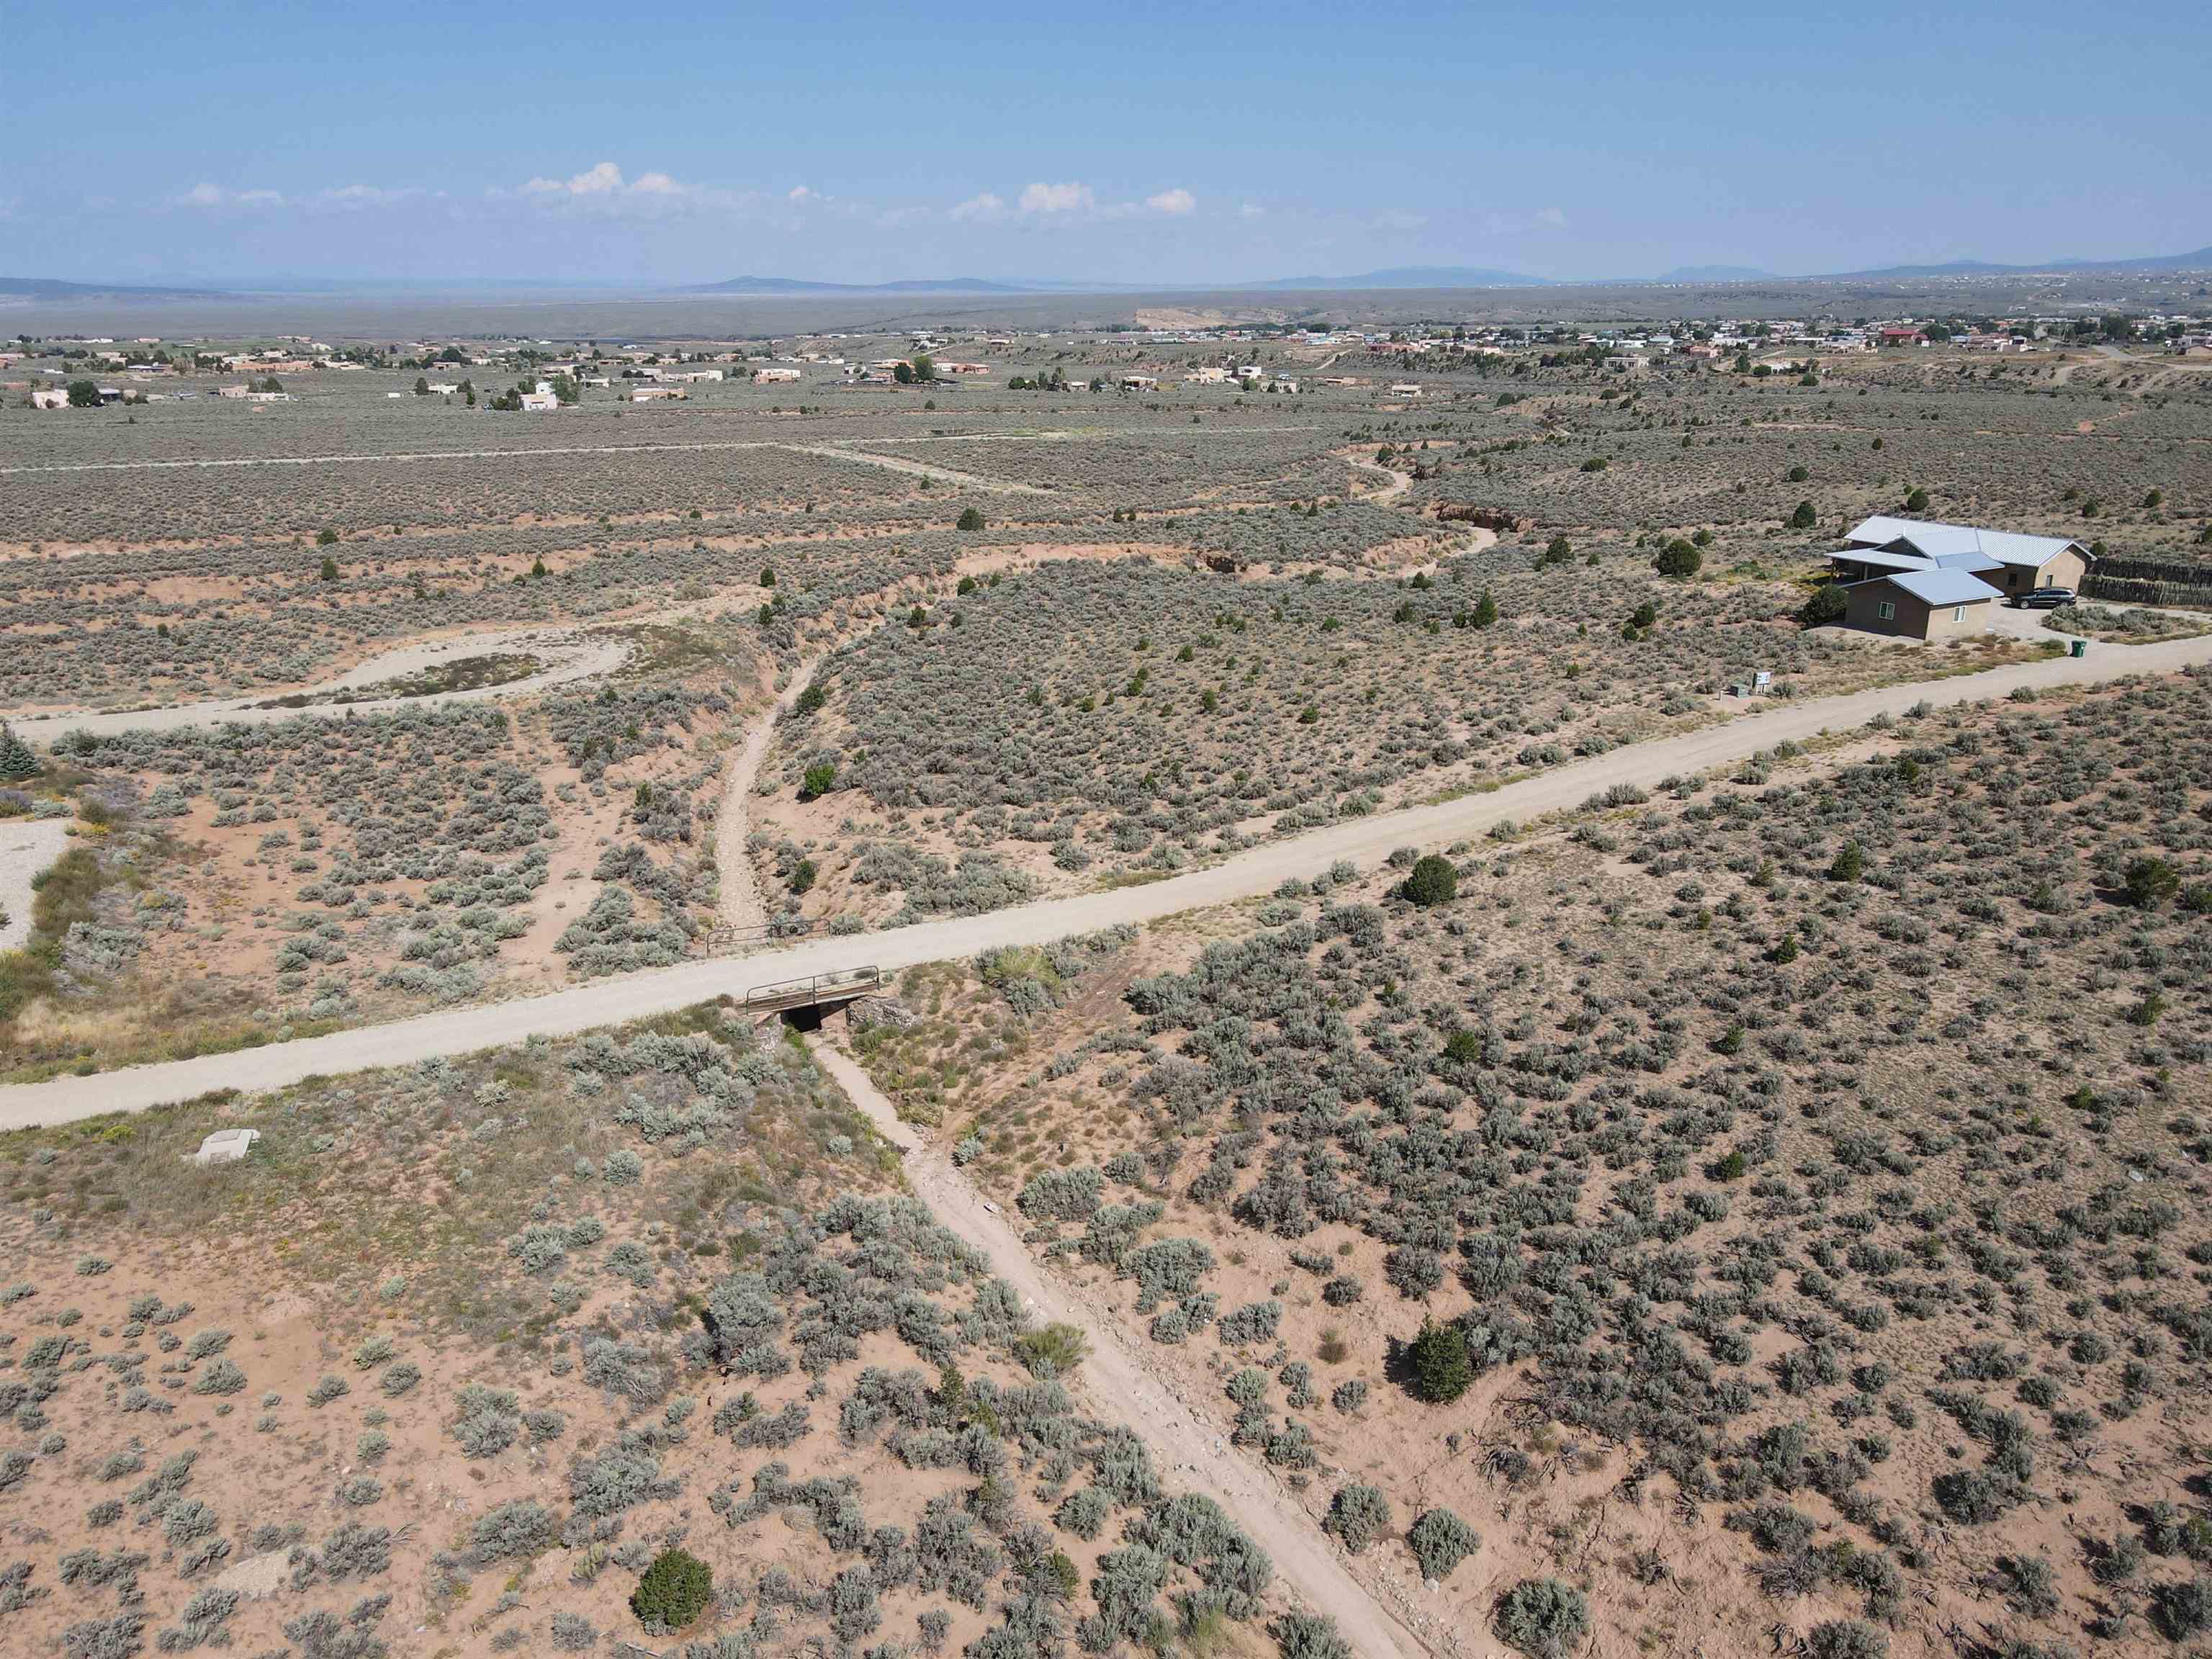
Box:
(11, 626), (629, 739)
(5, 629), (2209, 1129)
(804, 1037), (1426, 1659)
(1347, 457), (1412, 502)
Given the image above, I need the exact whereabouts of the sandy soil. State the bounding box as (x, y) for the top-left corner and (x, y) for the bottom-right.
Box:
(9, 621), (2212, 1128)
(0, 817), (71, 951)
(805, 1033), (1426, 1659)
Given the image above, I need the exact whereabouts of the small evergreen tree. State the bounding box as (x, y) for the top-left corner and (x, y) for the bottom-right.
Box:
(2123, 856), (2180, 911)
(1797, 583), (1848, 629)
(1401, 855), (1457, 907)
(1471, 588), (1498, 628)
(1406, 1318), (1473, 1403)
(631, 1547), (712, 1631)
(0, 724), (39, 782)
(957, 507), (985, 531)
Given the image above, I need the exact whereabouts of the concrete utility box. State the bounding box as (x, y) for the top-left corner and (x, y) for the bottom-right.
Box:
(191, 1128), (261, 1166)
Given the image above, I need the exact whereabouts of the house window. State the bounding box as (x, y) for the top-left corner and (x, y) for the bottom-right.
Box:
(1953, 606), (1966, 621)
(1876, 601), (1895, 621)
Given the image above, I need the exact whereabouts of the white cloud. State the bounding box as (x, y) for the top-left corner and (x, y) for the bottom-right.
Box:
(1019, 181), (1094, 215)
(318, 184), (422, 207)
(1373, 209), (1428, 233)
(1536, 205), (1569, 228)
(177, 182), (283, 209)
(950, 191), (1008, 222)
(524, 161), (631, 196)
(1239, 202), (1264, 219)
(511, 162), (757, 213)
(786, 184), (819, 203)
(1145, 187), (1196, 216)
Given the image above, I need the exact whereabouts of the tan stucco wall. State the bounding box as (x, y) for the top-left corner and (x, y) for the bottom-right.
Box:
(1922, 597), (1992, 640)
(1840, 583), (1991, 640)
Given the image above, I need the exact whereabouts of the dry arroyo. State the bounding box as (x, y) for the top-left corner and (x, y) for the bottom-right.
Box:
(715, 656), (825, 934)
(804, 1036), (1426, 1659)
(5, 627), (2210, 1128)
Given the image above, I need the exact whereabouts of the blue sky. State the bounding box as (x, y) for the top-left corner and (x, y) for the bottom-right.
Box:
(8, 0), (2206, 286)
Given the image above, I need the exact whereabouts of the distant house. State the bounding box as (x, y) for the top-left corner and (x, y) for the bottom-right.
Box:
(1878, 326), (1923, 346)
(753, 367), (802, 383)
(1119, 374), (1158, 390)
(1388, 383), (1422, 398)
(518, 390), (559, 412)
(1835, 515), (2091, 599)
(30, 386), (68, 409)
(1838, 566), (1997, 640)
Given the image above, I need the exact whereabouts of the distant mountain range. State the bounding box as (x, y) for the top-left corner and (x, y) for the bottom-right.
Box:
(1245, 265), (1551, 290)
(9, 242), (2210, 307)
(0, 275), (224, 301)
(685, 245), (2211, 295)
(1815, 246), (2212, 280)
(688, 274), (1035, 295)
(1655, 265), (1780, 283)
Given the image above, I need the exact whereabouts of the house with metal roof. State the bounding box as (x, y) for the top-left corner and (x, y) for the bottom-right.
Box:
(1836, 564), (2000, 641)
(1835, 516), (2091, 598)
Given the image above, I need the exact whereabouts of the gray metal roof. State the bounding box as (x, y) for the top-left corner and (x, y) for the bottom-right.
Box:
(1882, 567), (2000, 606)
(1845, 515), (2085, 570)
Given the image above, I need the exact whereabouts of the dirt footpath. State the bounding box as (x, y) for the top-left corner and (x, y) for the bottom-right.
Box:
(803, 1035), (1429, 1659)
(0, 818), (71, 952)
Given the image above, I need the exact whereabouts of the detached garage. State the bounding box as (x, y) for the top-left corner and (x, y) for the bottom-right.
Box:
(1839, 567), (1997, 641)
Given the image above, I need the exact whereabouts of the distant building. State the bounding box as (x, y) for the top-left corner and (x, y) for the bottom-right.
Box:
(30, 386), (68, 409)
(754, 367), (802, 383)
(1119, 374), (1158, 390)
(518, 390), (559, 411)
(1388, 383), (1422, 398)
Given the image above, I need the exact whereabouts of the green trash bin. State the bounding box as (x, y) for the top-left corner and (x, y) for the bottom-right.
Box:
(2070, 639), (2087, 659)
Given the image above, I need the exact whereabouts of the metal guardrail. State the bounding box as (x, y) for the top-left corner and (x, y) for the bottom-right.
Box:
(705, 924), (777, 954)
(742, 966), (886, 1014)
